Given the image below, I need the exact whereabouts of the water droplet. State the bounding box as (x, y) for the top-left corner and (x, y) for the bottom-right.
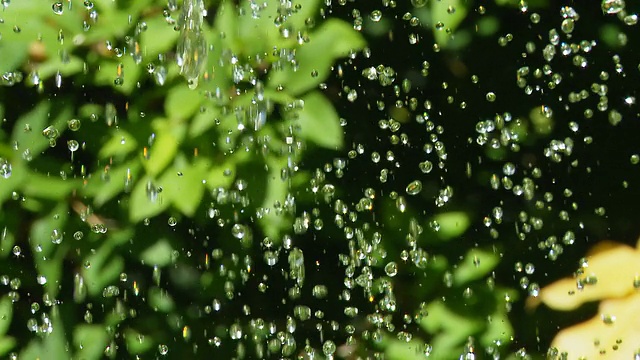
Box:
(51, 2), (63, 15)
(602, 0), (625, 14)
(384, 262), (398, 277)
(406, 180), (422, 195)
(0, 158), (12, 179)
(51, 229), (63, 244)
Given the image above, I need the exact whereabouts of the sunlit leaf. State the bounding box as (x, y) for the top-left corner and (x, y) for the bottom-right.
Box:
(295, 91), (344, 149)
(129, 175), (171, 222)
(267, 19), (366, 95)
(10, 102), (51, 161)
(73, 325), (109, 360)
(160, 156), (207, 217)
(82, 238), (126, 297)
(0, 336), (16, 357)
(142, 128), (178, 177)
(536, 242), (640, 311)
(95, 56), (141, 95)
(98, 129), (138, 159)
(124, 328), (153, 355)
(453, 248), (500, 286)
(258, 156), (290, 240)
(431, 211), (471, 241)
(149, 286), (175, 312)
(421, 300), (484, 357)
(0, 297), (12, 336)
(140, 15), (181, 56)
(550, 292), (640, 359)
(430, 0), (469, 47)
(384, 338), (430, 360)
(165, 84), (204, 121)
(140, 238), (175, 267)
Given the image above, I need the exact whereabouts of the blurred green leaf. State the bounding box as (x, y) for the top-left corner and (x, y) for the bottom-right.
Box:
(480, 306), (513, 348)
(0, 41), (28, 74)
(124, 328), (153, 355)
(89, 161), (140, 207)
(295, 91), (344, 149)
(11, 101), (51, 161)
(267, 19), (366, 95)
(149, 287), (175, 312)
(82, 238), (126, 297)
(0, 336), (16, 358)
(140, 238), (174, 267)
(22, 173), (81, 200)
(99, 129), (138, 159)
(385, 338), (429, 360)
(215, 0), (243, 55)
(206, 161), (237, 190)
(189, 105), (220, 138)
(258, 156), (290, 240)
(421, 300), (484, 357)
(161, 156), (207, 217)
(73, 325), (109, 360)
(166, 84), (203, 121)
(95, 56), (141, 95)
(0, 297), (12, 336)
(20, 306), (68, 359)
(129, 175), (171, 222)
(140, 15), (181, 56)
(431, 0), (468, 47)
(38, 55), (85, 81)
(431, 211), (470, 241)
(0, 160), (27, 206)
(453, 248), (500, 286)
(142, 128), (178, 177)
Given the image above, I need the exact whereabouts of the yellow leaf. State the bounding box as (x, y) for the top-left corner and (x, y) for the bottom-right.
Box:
(537, 242), (640, 311)
(551, 292), (640, 359)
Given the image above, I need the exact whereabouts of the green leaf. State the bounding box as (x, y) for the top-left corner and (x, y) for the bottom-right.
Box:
(206, 161), (236, 190)
(430, 211), (470, 240)
(0, 336), (16, 357)
(295, 91), (344, 149)
(124, 328), (153, 355)
(258, 156), (290, 240)
(161, 156), (207, 217)
(38, 55), (84, 81)
(0, 41), (29, 74)
(82, 239), (125, 297)
(22, 173), (81, 200)
(480, 307), (513, 348)
(73, 325), (109, 360)
(215, 0), (243, 55)
(430, 0), (469, 47)
(189, 105), (220, 138)
(0, 297), (12, 336)
(267, 19), (366, 95)
(94, 55), (141, 95)
(11, 102), (51, 161)
(140, 238), (174, 267)
(140, 15), (181, 56)
(0, 160), (27, 206)
(98, 129), (138, 159)
(142, 128), (178, 177)
(89, 161), (140, 207)
(165, 84), (203, 121)
(129, 175), (171, 222)
(420, 300), (484, 358)
(453, 248), (500, 286)
(283, 0), (322, 31)
(385, 338), (430, 360)
(149, 287), (175, 312)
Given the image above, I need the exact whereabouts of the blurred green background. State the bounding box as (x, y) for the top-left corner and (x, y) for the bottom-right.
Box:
(1, 0), (639, 359)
